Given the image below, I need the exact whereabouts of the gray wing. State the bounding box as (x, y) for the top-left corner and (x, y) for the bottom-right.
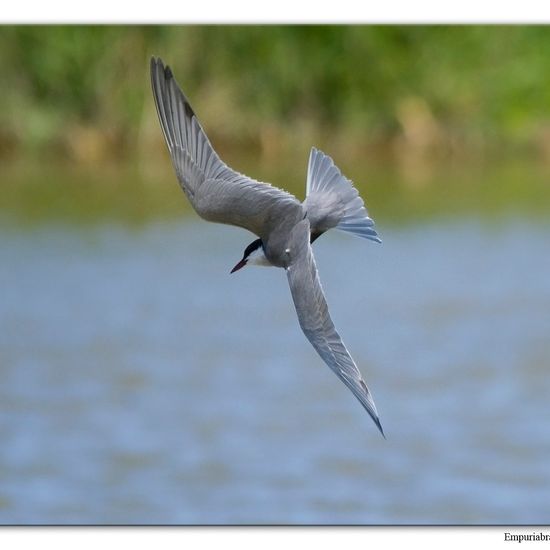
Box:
(150, 57), (302, 238)
(285, 219), (384, 436)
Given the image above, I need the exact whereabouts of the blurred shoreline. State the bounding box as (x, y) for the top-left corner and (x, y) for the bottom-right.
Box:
(3, 26), (550, 167)
(3, 155), (550, 226)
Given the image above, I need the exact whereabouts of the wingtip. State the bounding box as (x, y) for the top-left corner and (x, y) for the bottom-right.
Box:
(150, 55), (162, 70)
(150, 56), (196, 120)
(150, 56), (173, 80)
(374, 416), (386, 439)
(150, 56), (158, 76)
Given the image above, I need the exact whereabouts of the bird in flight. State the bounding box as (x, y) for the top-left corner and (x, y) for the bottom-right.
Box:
(150, 57), (385, 436)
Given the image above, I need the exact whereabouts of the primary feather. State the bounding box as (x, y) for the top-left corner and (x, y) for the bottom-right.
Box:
(151, 57), (302, 242)
(286, 220), (384, 436)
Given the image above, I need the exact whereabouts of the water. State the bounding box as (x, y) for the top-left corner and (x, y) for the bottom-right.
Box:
(1, 216), (549, 524)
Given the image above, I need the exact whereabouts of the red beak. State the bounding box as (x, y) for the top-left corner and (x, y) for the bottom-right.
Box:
(230, 259), (247, 274)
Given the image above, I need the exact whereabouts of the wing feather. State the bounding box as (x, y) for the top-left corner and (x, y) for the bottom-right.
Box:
(150, 57), (301, 238)
(285, 219), (384, 436)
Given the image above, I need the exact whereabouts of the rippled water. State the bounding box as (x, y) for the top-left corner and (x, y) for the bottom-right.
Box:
(1, 217), (549, 524)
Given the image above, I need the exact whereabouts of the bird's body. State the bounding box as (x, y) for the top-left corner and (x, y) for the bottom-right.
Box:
(151, 57), (385, 436)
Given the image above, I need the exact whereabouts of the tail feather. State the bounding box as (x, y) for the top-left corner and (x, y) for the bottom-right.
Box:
(304, 147), (381, 244)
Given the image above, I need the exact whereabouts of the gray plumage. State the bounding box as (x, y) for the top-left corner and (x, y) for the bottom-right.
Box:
(286, 220), (383, 436)
(305, 147), (382, 243)
(150, 57), (302, 267)
(150, 56), (384, 436)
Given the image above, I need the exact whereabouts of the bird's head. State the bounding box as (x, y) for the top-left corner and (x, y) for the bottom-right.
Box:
(230, 238), (270, 273)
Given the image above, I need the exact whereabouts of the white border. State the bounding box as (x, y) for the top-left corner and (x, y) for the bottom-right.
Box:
(1, 526), (544, 549)
(2, 0), (550, 23)
(1, 4), (548, 547)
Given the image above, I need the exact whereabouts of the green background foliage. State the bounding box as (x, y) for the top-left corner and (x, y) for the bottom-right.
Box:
(2, 25), (550, 162)
(2, 25), (550, 225)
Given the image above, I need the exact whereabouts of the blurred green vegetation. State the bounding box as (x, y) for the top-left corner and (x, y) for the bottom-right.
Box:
(2, 25), (550, 163)
(2, 25), (550, 226)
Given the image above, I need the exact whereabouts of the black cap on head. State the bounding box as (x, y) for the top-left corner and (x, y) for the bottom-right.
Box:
(243, 238), (263, 259)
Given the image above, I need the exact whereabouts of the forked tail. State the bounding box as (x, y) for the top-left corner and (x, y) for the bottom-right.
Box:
(303, 147), (381, 243)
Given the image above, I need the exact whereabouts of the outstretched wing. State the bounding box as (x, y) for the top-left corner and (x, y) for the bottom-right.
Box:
(304, 147), (381, 243)
(150, 57), (301, 238)
(285, 219), (384, 436)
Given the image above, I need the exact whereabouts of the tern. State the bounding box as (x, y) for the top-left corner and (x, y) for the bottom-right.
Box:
(151, 57), (385, 436)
